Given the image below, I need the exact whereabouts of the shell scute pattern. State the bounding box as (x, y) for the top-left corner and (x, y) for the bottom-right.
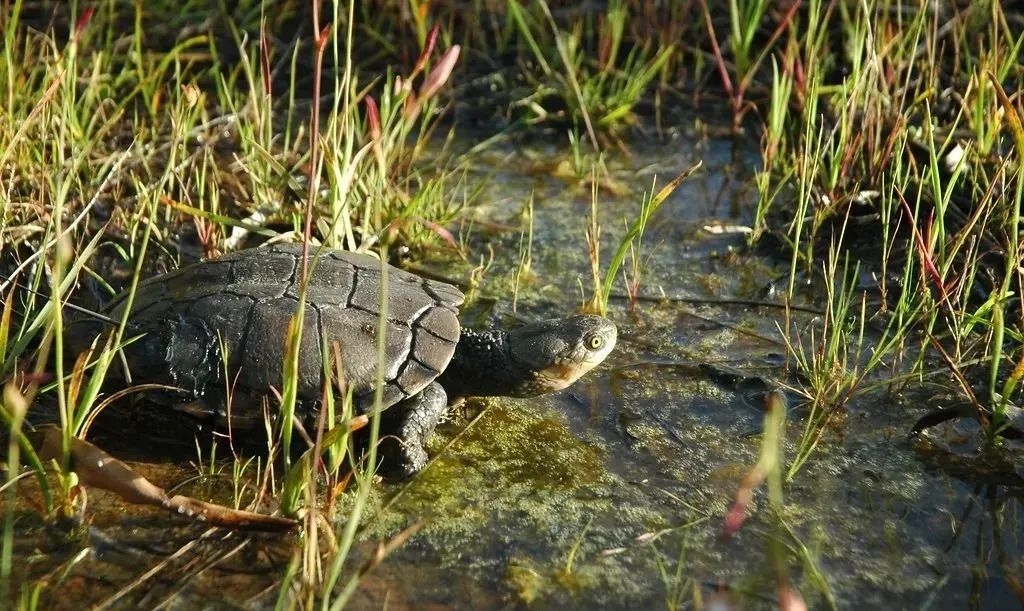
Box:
(96, 243), (466, 416)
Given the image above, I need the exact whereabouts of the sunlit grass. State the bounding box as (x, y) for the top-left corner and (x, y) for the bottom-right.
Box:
(752, 0), (1024, 464)
(0, 0), (466, 605)
(584, 160), (701, 316)
(506, 0), (676, 151)
(2, 0), (1022, 606)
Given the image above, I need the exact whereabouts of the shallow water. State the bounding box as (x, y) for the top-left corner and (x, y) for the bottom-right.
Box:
(7, 124), (1023, 609)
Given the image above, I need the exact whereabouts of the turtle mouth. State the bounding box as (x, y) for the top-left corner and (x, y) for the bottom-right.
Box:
(531, 361), (592, 394)
(528, 347), (613, 395)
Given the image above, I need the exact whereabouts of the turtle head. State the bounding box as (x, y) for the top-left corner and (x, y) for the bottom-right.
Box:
(506, 314), (617, 397)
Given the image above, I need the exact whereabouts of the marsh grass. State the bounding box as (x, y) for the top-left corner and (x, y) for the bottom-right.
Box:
(699, 0), (799, 133)
(507, 0), (676, 149)
(585, 160), (701, 315)
(511, 193), (535, 314)
(3, 0), (1021, 607)
(652, 541), (692, 611)
(1, 0), (465, 605)
(750, 0), (1024, 465)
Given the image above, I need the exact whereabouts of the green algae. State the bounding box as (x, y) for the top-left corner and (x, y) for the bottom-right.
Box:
(357, 399), (684, 606)
(366, 401), (617, 542)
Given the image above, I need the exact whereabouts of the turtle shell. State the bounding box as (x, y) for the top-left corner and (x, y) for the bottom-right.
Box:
(93, 243), (465, 413)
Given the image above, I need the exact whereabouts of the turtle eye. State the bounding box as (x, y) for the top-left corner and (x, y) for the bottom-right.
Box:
(585, 333), (604, 350)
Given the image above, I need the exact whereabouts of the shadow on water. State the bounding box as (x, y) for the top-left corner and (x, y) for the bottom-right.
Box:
(9, 124), (1023, 609)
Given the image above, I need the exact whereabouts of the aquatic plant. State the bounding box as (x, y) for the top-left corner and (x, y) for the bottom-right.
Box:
(750, 0), (1024, 459)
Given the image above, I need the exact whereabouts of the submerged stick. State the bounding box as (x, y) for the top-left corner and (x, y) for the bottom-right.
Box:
(27, 425), (297, 532)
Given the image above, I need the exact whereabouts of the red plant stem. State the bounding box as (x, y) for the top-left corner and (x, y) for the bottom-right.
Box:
(699, 0), (735, 103)
(303, 16), (332, 279)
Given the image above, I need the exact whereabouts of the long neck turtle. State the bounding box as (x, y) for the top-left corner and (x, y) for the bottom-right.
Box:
(71, 243), (617, 475)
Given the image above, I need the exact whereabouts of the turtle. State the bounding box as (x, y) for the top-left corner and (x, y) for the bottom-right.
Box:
(70, 243), (617, 474)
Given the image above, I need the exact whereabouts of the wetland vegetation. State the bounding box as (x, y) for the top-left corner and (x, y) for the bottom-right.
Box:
(1, 1), (1023, 608)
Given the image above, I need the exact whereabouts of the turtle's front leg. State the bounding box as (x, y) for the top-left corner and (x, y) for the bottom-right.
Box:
(392, 382), (448, 476)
